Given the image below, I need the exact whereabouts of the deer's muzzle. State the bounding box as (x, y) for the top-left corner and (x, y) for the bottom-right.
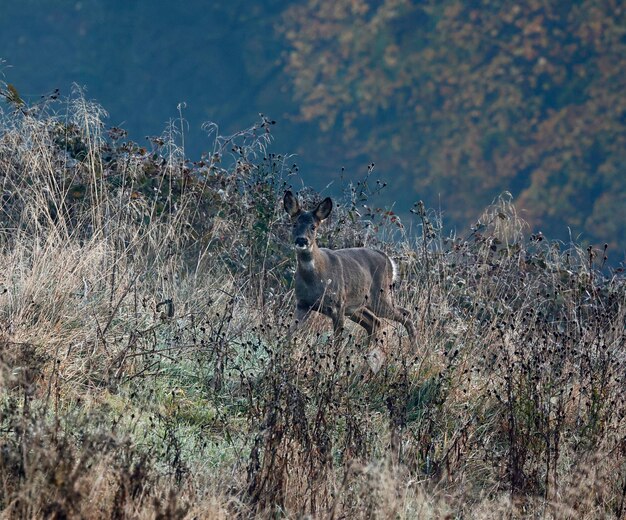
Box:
(295, 237), (309, 249)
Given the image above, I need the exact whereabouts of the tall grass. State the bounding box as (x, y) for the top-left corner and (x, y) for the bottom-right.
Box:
(0, 88), (625, 519)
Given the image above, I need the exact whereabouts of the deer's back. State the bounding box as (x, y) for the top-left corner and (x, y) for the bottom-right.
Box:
(320, 247), (394, 307)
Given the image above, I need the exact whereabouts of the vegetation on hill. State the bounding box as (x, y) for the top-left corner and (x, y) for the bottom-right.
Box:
(0, 88), (625, 518)
(2, 0), (625, 252)
(282, 0), (626, 248)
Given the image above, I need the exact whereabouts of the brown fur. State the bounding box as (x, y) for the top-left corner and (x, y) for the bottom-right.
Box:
(284, 191), (417, 344)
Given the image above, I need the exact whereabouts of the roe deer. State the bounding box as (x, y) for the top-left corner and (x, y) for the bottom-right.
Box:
(284, 190), (417, 345)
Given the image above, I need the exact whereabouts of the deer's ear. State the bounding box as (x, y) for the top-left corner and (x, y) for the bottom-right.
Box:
(314, 197), (333, 221)
(284, 190), (301, 217)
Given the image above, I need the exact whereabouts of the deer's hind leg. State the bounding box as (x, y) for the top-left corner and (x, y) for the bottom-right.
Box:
(376, 300), (417, 346)
(350, 307), (390, 374)
(349, 308), (382, 342)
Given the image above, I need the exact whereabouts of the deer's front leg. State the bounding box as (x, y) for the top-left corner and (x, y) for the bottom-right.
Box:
(288, 304), (312, 340)
(330, 305), (345, 342)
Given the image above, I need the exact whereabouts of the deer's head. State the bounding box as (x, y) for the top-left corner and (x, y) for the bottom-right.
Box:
(284, 191), (332, 252)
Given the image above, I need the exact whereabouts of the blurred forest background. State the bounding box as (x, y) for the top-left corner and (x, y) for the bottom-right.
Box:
(1, 0), (625, 256)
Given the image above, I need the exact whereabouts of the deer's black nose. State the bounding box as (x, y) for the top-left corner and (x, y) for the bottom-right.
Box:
(295, 237), (309, 247)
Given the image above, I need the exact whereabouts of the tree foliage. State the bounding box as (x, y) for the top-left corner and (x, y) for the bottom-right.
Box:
(281, 0), (626, 249)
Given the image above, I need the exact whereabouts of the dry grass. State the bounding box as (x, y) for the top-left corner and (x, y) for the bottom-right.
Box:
(0, 88), (625, 519)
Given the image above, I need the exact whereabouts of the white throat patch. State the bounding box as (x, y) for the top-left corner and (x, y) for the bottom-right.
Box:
(299, 258), (315, 270)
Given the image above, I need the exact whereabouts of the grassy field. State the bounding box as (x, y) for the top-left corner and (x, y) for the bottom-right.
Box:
(1, 90), (625, 519)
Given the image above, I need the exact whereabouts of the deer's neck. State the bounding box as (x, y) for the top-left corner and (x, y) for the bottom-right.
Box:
(296, 243), (325, 281)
